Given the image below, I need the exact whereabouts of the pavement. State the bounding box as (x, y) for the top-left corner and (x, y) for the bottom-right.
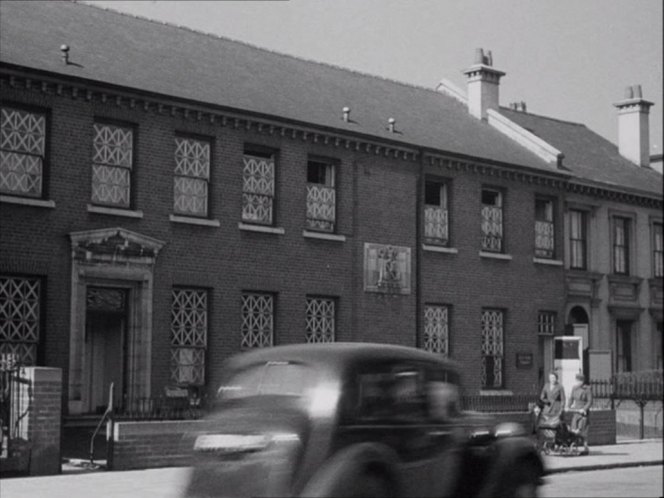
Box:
(0, 440), (661, 498)
(542, 439), (663, 474)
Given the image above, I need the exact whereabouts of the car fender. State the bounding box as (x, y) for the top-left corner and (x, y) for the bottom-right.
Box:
(298, 442), (401, 498)
(475, 436), (544, 498)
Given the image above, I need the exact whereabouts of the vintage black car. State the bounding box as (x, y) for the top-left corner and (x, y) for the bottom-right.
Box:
(183, 343), (544, 497)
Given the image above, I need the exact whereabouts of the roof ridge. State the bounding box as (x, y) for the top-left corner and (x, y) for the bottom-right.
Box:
(499, 106), (587, 127)
(76, 0), (441, 96)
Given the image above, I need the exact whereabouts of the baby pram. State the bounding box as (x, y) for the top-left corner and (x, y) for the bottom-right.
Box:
(535, 409), (587, 456)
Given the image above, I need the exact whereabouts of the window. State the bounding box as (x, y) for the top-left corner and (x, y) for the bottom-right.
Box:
(348, 363), (427, 423)
(218, 363), (314, 400)
(535, 198), (555, 258)
(170, 288), (208, 386)
(0, 276), (41, 366)
(653, 223), (663, 278)
(481, 189), (503, 252)
(0, 106), (46, 198)
(537, 311), (556, 335)
(173, 136), (211, 217)
(424, 180), (449, 245)
(613, 217), (631, 275)
(241, 292), (274, 348)
(481, 309), (504, 389)
(616, 320), (633, 373)
(91, 122), (134, 207)
(242, 149), (275, 225)
(305, 296), (335, 343)
(423, 304), (449, 356)
(569, 209), (587, 270)
(306, 159), (336, 232)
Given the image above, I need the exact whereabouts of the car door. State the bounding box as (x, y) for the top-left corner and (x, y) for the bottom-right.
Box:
(335, 359), (439, 497)
(422, 364), (465, 497)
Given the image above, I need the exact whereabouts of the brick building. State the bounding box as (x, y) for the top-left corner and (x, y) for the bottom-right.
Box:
(0, 2), (659, 417)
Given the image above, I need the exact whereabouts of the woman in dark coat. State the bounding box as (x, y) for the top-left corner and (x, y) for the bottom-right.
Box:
(568, 372), (593, 454)
(539, 371), (565, 426)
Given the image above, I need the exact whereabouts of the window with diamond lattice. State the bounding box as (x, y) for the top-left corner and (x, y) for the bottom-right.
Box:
(423, 305), (449, 356)
(537, 311), (556, 335)
(241, 293), (274, 349)
(0, 107), (46, 198)
(306, 297), (335, 343)
(171, 288), (207, 386)
(424, 181), (449, 246)
(0, 276), (41, 366)
(306, 160), (336, 232)
(242, 151), (275, 225)
(481, 189), (503, 252)
(535, 199), (555, 258)
(173, 136), (210, 217)
(481, 309), (504, 389)
(91, 123), (133, 207)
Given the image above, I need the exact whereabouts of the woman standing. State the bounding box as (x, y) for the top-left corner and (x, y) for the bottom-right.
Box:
(568, 373), (593, 455)
(539, 371), (565, 426)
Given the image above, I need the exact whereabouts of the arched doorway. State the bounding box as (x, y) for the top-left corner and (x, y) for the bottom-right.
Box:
(567, 305), (590, 379)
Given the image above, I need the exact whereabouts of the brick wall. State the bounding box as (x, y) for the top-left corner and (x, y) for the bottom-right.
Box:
(109, 419), (206, 470)
(20, 367), (62, 475)
(1, 81), (566, 413)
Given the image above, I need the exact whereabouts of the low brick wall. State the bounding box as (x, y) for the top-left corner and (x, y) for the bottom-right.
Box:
(108, 420), (209, 471)
(108, 410), (617, 471)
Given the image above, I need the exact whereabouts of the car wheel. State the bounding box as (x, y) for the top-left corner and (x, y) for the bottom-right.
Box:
(501, 461), (540, 498)
(351, 473), (391, 498)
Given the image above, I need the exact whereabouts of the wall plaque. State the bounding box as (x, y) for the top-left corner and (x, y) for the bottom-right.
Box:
(516, 352), (533, 369)
(363, 243), (411, 295)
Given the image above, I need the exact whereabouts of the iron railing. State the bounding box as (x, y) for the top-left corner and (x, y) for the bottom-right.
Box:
(461, 393), (538, 413)
(112, 394), (208, 421)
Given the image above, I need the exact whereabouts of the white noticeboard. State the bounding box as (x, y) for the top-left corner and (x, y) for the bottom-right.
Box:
(554, 336), (583, 400)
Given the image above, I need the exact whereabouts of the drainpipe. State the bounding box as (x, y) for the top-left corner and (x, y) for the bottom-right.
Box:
(415, 149), (425, 348)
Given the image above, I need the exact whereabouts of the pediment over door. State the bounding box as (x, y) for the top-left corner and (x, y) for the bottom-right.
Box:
(70, 227), (165, 263)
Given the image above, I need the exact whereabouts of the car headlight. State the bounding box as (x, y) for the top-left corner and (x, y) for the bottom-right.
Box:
(494, 422), (526, 438)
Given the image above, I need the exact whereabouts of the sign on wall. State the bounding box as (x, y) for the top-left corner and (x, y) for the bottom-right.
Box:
(363, 243), (411, 295)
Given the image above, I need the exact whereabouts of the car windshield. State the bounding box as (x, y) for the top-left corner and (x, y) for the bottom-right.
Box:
(217, 361), (314, 400)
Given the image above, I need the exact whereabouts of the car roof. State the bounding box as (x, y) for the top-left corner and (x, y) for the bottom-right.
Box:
(224, 342), (460, 374)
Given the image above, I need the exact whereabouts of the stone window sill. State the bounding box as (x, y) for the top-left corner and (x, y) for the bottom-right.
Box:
(170, 215), (220, 227)
(422, 244), (458, 254)
(533, 257), (563, 266)
(0, 195), (56, 209)
(87, 204), (144, 218)
(302, 230), (346, 242)
(479, 251), (513, 261)
(479, 390), (514, 396)
(238, 222), (285, 235)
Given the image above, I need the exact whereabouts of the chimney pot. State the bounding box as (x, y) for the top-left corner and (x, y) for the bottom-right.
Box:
(474, 48), (484, 65)
(60, 44), (70, 64)
(342, 106), (350, 122)
(633, 85), (642, 98)
(624, 86), (634, 99)
(388, 117), (396, 133)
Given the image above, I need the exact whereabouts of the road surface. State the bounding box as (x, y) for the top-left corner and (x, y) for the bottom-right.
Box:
(0, 464), (662, 497)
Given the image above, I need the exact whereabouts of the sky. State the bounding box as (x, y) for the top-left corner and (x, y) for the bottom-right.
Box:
(87, 0), (663, 154)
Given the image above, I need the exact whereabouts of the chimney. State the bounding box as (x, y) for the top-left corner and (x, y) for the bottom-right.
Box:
(463, 48), (505, 120)
(613, 85), (654, 167)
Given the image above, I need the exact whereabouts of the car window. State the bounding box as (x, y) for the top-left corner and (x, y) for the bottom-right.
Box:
(217, 361), (313, 400)
(426, 366), (461, 421)
(345, 361), (427, 424)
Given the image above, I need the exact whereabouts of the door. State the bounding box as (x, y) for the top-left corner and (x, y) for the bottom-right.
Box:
(84, 287), (128, 414)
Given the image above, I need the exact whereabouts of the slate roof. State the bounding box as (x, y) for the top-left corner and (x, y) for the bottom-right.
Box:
(500, 108), (663, 197)
(0, 0), (556, 174)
